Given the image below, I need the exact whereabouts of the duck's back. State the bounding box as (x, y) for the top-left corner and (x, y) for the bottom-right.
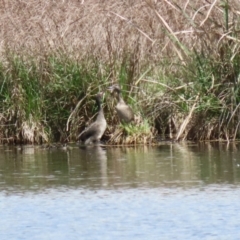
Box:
(116, 102), (134, 123)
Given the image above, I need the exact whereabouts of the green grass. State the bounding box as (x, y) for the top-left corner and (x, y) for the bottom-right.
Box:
(108, 119), (154, 145)
(1, 48), (240, 143)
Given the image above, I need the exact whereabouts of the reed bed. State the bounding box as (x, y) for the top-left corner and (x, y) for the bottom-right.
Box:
(0, 0), (240, 144)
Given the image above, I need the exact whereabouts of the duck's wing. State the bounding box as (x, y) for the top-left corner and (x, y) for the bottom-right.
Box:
(78, 121), (101, 141)
(116, 103), (134, 123)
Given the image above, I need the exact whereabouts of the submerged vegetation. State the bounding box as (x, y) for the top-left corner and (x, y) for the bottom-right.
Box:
(0, 0), (240, 144)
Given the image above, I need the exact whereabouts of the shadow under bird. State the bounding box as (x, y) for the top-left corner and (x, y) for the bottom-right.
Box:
(78, 92), (107, 145)
(108, 84), (134, 124)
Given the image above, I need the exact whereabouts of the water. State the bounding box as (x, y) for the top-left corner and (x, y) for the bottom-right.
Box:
(0, 142), (240, 240)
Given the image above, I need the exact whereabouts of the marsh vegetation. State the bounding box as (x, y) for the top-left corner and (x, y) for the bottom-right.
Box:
(0, 0), (240, 144)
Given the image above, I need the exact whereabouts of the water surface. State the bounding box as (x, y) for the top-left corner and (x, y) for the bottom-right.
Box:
(0, 142), (240, 239)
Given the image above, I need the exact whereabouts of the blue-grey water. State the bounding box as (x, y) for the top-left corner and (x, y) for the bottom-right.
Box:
(0, 142), (240, 240)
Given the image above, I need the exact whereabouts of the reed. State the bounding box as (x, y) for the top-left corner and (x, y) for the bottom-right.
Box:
(0, 0), (240, 143)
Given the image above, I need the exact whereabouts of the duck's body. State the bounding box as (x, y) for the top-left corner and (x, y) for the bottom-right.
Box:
(108, 84), (134, 123)
(78, 93), (107, 144)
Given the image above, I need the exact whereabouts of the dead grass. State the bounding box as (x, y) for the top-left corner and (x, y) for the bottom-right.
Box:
(1, 1), (240, 143)
(1, 0), (238, 61)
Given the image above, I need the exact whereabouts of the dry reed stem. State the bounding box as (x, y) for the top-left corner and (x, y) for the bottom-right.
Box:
(175, 95), (199, 141)
(139, 78), (188, 102)
(66, 95), (87, 132)
(1, 0), (238, 62)
(200, 0), (219, 27)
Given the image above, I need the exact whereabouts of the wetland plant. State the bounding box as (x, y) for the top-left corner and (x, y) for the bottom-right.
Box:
(0, 0), (239, 143)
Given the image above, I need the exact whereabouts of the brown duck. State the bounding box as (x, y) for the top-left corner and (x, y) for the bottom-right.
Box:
(108, 84), (134, 124)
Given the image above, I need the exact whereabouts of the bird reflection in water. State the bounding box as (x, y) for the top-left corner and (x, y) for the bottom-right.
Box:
(79, 144), (108, 187)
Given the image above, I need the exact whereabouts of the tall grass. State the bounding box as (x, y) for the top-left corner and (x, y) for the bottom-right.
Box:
(0, 0), (240, 143)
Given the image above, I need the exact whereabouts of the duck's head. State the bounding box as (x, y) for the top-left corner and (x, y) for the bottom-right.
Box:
(94, 92), (104, 103)
(107, 84), (121, 95)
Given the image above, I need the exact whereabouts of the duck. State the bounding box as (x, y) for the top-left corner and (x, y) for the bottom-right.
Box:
(78, 92), (107, 145)
(108, 84), (134, 123)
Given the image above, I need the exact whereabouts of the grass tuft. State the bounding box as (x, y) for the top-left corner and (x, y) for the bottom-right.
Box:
(108, 118), (155, 145)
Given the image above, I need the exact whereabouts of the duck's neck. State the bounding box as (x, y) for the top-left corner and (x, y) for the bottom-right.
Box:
(116, 92), (125, 104)
(96, 100), (104, 120)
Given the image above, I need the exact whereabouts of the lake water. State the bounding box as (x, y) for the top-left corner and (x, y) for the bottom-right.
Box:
(0, 142), (240, 240)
